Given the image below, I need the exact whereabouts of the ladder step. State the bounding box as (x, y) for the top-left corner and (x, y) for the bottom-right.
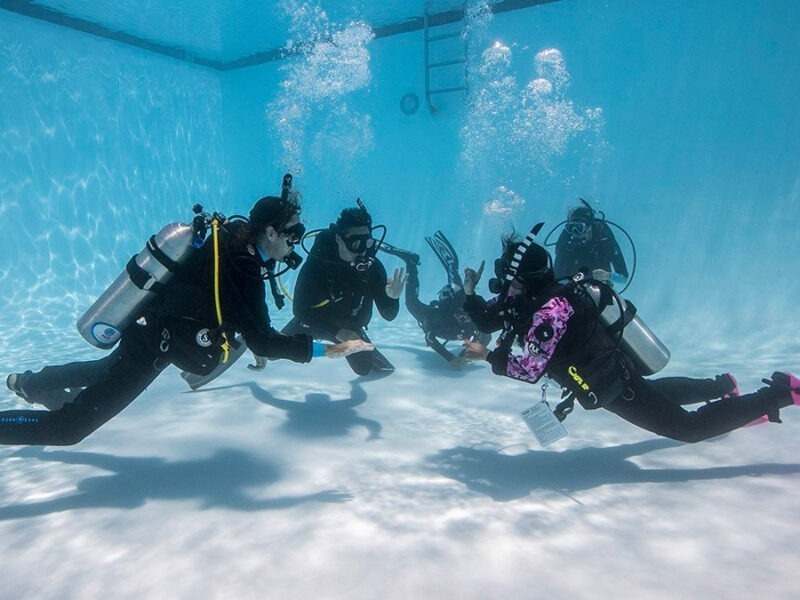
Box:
(429, 58), (466, 68)
(428, 31), (461, 42)
(429, 86), (467, 95)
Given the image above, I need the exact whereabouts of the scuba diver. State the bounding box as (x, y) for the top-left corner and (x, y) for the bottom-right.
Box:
(551, 199), (630, 286)
(460, 224), (800, 443)
(281, 201), (407, 376)
(2, 177), (372, 446)
(382, 231), (490, 369)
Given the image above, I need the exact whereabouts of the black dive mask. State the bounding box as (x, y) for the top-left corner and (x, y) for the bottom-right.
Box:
(564, 220), (590, 238)
(488, 257), (507, 294)
(340, 224), (386, 255)
(341, 233), (376, 254)
(281, 221), (306, 245)
(488, 252), (553, 295)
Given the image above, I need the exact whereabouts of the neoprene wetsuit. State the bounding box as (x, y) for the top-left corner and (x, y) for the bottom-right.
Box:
(0, 222), (312, 446)
(554, 220), (628, 282)
(465, 283), (791, 442)
(282, 229), (398, 376)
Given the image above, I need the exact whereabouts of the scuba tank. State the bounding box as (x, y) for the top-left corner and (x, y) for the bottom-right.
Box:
(77, 206), (210, 349)
(574, 271), (670, 375)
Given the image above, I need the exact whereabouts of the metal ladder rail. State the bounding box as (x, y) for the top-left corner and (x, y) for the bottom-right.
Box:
(424, 2), (467, 113)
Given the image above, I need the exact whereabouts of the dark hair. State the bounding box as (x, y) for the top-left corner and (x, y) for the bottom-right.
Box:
(569, 205), (594, 223)
(500, 231), (521, 260)
(335, 206), (372, 233)
(249, 195), (301, 235)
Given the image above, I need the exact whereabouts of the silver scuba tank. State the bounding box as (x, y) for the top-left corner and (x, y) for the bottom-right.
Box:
(583, 281), (670, 375)
(77, 222), (197, 349)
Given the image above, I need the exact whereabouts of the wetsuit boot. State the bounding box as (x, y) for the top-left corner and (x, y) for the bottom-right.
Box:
(746, 372), (800, 426)
(718, 373), (739, 399)
(6, 372), (31, 400)
(765, 372), (800, 406)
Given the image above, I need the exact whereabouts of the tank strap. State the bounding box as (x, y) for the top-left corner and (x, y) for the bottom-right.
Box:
(126, 256), (167, 293)
(147, 235), (181, 272)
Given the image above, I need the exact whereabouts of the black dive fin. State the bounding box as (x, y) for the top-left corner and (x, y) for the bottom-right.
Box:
(181, 339), (249, 391)
(379, 241), (420, 265)
(426, 231), (461, 287)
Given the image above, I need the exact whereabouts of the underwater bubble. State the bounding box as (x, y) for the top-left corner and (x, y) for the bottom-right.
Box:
(310, 104), (374, 166)
(268, 3), (374, 173)
(527, 78), (553, 97)
(483, 186), (525, 217)
(283, 21), (373, 101)
(465, 1), (493, 31)
(479, 42), (512, 79)
(534, 48), (570, 93)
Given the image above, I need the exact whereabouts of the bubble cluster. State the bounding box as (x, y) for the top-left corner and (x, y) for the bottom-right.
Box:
(482, 185), (525, 218)
(269, 1), (375, 173)
(461, 43), (605, 182)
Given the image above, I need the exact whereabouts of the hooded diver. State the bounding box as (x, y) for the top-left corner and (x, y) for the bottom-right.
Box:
(462, 224), (799, 443)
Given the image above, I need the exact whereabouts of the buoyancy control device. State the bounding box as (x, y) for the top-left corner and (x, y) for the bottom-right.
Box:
(77, 206), (211, 349)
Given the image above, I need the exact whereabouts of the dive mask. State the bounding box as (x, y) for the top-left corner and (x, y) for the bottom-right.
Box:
(281, 221), (306, 245)
(565, 220), (590, 238)
(488, 257), (506, 294)
(341, 233), (376, 254)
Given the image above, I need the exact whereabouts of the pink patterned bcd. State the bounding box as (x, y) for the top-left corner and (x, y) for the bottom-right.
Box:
(506, 296), (574, 384)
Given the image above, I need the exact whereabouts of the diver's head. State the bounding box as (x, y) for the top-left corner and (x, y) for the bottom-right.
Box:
(249, 194), (305, 262)
(334, 206), (375, 263)
(489, 233), (554, 296)
(437, 283), (463, 303)
(565, 205), (594, 242)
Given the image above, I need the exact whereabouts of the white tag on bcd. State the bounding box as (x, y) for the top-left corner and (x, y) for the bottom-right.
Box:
(520, 401), (568, 447)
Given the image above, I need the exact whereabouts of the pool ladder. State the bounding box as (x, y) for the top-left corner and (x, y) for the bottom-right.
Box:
(424, 1), (468, 113)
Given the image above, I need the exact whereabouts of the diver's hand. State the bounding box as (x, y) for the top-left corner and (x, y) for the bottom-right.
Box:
(463, 261), (485, 295)
(462, 339), (490, 361)
(385, 267), (408, 299)
(592, 268), (611, 282)
(324, 339), (375, 358)
(247, 355), (268, 371)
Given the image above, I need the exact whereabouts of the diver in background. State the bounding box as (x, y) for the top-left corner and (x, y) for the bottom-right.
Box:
(3, 191), (372, 445)
(553, 200), (629, 286)
(462, 225), (800, 443)
(382, 231), (490, 369)
(282, 202), (406, 376)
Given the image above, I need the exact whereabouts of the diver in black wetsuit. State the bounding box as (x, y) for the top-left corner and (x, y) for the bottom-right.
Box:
(2, 191), (371, 446)
(553, 201), (629, 286)
(382, 231), (490, 369)
(462, 225), (800, 443)
(281, 203), (406, 376)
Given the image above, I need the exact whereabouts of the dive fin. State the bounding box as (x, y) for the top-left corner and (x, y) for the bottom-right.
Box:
(181, 339), (248, 390)
(379, 241), (420, 266)
(426, 231), (461, 287)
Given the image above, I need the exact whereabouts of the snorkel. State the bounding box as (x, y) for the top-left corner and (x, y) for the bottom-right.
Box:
(277, 172), (304, 272)
(348, 198), (386, 271)
(262, 172), (304, 309)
